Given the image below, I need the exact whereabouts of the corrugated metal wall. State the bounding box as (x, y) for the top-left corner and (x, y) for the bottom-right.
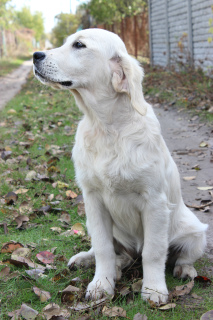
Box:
(149, 0), (213, 71)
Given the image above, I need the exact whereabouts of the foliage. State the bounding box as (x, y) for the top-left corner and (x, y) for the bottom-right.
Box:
(51, 13), (80, 47)
(0, 0), (13, 29)
(15, 6), (44, 42)
(86, 0), (148, 25)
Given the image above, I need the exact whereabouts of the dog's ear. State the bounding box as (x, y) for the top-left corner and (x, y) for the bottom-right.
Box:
(110, 54), (147, 116)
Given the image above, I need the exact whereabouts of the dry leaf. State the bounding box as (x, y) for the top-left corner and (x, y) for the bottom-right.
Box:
(15, 215), (29, 229)
(8, 309), (21, 320)
(191, 293), (202, 300)
(0, 266), (10, 279)
(25, 268), (45, 280)
(199, 142), (208, 148)
(197, 186), (213, 191)
(66, 190), (78, 199)
(183, 176), (196, 181)
(50, 227), (62, 233)
(11, 248), (31, 260)
(69, 298), (107, 311)
(33, 286), (51, 302)
(132, 279), (142, 292)
(43, 303), (70, 320)
(36, 251), (55, 264)
(158, 303), (176, 310)
(133, 313), (148, 320)
(20, 303), (38, 320)
(57, 181), (69, 189)
(15, 188), (29, 194)
(171, 280), (194, 298)
(102, 306), (126, 318)
(77, 202), (85, 216)
(1, 241), (24, 253)
(3, 256), (45, 270)
(5, 191), (18, 205)
(60, 285), (80, 304)
(25, 171), (37, 181)
(200, 310), (213, 320)
(58, 213), (71, 224)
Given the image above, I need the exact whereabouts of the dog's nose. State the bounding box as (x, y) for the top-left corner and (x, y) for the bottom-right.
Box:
(33, 51), (46, 64)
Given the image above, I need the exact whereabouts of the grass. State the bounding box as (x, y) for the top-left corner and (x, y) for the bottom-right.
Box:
(142, 64), (213, 122)
(0, 56), (31, 77)
(0, 73), (212, 320)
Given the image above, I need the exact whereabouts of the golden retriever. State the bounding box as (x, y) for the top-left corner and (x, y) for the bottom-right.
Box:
(33, 29), (207, 304)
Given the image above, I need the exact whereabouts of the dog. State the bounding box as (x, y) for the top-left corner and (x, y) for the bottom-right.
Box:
(33, 28), (208, 304)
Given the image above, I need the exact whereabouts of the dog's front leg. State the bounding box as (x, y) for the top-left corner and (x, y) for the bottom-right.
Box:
(84, 192), (116, 299)
(141, 195), (170, 304)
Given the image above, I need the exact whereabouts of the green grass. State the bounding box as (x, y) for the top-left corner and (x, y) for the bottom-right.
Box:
(0, 74), (212, 319)
(0, 56), (31, 77)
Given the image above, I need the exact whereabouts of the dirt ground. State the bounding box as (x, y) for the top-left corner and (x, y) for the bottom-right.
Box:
(0, 60), (32, 111)
(0, 63), (212, 260)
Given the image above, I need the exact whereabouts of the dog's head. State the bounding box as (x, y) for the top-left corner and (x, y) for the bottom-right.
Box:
(33, 28), (146, 116)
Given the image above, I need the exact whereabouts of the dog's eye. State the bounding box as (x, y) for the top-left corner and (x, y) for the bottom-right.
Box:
(73, 41), (86, 49)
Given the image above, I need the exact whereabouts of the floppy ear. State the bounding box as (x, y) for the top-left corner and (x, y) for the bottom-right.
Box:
(110, 54), (147, 116)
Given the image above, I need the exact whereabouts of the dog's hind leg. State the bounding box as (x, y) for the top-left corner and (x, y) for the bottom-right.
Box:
(68, 248), (95, 269)
(171, 206), (208, 279)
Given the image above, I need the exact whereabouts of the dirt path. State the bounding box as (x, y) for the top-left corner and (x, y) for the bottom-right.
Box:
(154, 104), (213, 260)
(0, 60), (32, 111)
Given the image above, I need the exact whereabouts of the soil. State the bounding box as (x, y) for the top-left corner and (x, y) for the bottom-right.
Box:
(0, 61), (212, 259)
(0, 60), (33, 111)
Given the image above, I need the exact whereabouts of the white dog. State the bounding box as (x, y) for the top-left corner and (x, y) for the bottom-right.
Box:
(33, 29), (208, 304)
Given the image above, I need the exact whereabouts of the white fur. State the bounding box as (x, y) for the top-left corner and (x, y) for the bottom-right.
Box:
(33, 29), (208, 304)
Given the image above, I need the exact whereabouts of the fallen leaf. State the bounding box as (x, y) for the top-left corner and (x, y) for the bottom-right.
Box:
(52, 269), (69, 282)
(1, 150), (12, 160)
(191, 292), (203, 300)
(8, 309), (21, 320)
(0, 266), (10, 279)
(57, 181), (69, 189)
(11, 248), (31, 260)
(199, 142), (208, 148)
(102, 306), (126, 318)
(58, 213), (71, 224)
(33, 286), (51, 302)
(5, 191), (18, 205)
(43, 303), (70, 320)
(131, 279), (142, 292)
(1, 241), (24, 253)
(25, 268), (45, 280)
(66, 190), (78, 199)
(200, 310), (213, 320)
(60, 285), (80, 304)
(171, 280), (194, 298)
(25, 170), (37, 181)
(15, 215), (29, 229)
(69, 298), (108, 311)
(20, 304), (38, 320)
(7, 109), (17, 114)
(194, 276), (212, 285)
(77, 202), (85, 216)
(36, 251), (55, 264)
(183, 176), (196, 181)
(50, 227), (62, 233)
(197, 186), (213, 191)
(19, 201), (33, 214)
(47, 156), (60, 166)
(133, 313), (148, 320)
(158, 303), (176, 310)
(70, 223), (85, 236)
(15, 188), (29, 194)
(3, 256), (45, 270)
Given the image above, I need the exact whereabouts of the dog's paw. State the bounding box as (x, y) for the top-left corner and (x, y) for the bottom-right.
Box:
(173, 264), (197, 279)
(85, 277), (115, 300)
(142, 282), (168, 305)
(67, 251), (95, 269)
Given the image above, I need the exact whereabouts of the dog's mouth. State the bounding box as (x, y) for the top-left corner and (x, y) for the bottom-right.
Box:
(35, 69), (73, 87)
